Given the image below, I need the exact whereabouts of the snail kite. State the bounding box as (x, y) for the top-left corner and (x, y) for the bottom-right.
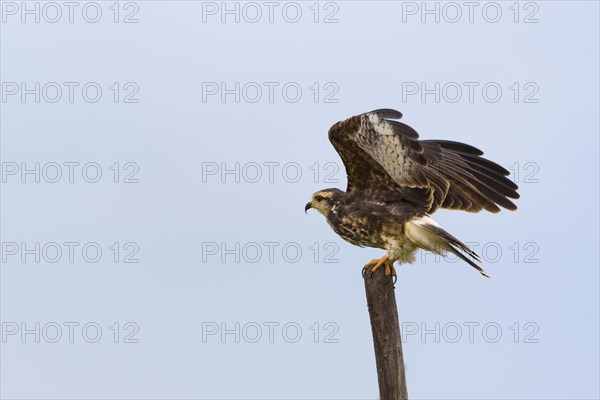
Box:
(305, 109), (519, 278)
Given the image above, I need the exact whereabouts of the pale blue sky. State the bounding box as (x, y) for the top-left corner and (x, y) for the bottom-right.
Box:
(1, 1), (599, 399)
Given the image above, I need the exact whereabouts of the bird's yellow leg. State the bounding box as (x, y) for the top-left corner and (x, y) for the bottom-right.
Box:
(384, 259), (397, 278)
(363, 255), (389, 275)
(363, 256), (397, 281)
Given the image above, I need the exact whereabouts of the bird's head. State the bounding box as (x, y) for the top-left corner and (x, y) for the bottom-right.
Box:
(305, 188), (343, 216)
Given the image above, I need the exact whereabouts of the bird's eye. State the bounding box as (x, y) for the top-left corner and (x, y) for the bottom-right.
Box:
(315, 195), (324, 202)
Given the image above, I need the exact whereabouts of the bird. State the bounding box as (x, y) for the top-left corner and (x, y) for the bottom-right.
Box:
(305, 109), (519, 279)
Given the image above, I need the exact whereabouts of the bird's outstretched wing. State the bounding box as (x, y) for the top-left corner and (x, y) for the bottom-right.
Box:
(328, 109), (519, 213)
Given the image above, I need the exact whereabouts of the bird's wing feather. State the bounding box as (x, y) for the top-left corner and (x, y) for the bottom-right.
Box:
(328, 109), (519, 213)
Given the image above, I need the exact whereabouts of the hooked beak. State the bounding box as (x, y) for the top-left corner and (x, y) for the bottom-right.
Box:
(305, 202), (312, 214)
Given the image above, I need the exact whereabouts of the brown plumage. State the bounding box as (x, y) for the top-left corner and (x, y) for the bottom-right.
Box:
(305, 109), (519, 278)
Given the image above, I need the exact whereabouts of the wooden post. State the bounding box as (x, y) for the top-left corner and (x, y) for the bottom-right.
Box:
(364, 268), (409, 400)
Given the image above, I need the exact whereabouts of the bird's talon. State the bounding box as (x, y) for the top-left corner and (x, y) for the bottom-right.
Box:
(383, 261), (397, 284)
(363, 256), (397, 283)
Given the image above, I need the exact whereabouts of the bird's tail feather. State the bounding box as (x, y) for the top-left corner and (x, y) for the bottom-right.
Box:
(405, 216), (489, 278)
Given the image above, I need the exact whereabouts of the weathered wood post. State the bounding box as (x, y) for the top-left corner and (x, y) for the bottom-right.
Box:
(364, 268), (409, 400)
